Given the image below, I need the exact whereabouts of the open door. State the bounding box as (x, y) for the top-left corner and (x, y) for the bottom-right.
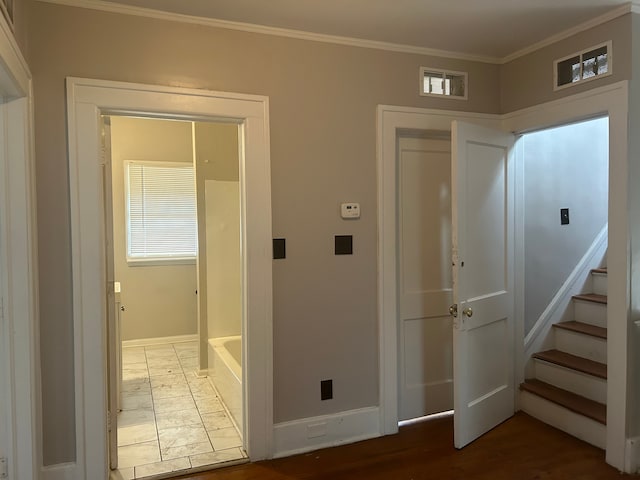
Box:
(102, 116), (119, 469)
(451, 121), (515, 449)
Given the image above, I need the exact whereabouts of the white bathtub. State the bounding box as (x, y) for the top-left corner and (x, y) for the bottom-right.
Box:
(208, 336), (242, 433)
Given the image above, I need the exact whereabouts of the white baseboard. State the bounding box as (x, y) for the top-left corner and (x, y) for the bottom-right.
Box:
(121, 334), (198, 348)
(625, 436), (640, 474)
(524, 225), (608, 362)
(273, 406), (381, 458)
(41, 462), (77, 480)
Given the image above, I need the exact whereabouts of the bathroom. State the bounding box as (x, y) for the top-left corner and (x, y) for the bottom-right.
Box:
(108, 115), (244, 479)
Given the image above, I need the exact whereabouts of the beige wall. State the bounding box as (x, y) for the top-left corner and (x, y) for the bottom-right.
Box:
(500, 15), (632, 113)
(30, 2), (501, 465)
(31, 0), (635, 467)
(110, 116), (198, 341)
(193, 122), (241, 366)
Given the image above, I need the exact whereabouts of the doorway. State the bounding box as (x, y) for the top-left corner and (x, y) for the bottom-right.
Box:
(396, 133), (453, 422)
(105, 116), (246, 478)
(67, 78), (273, 479)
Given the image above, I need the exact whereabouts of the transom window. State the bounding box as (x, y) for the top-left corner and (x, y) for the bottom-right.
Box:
(125, 161), (197, 264)
(420, 67), (467, 100)
(555, 41), (612, 90)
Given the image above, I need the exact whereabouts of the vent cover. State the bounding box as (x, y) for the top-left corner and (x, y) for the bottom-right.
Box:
(420, 67), (467, 100)
(554, 41), (611, 90)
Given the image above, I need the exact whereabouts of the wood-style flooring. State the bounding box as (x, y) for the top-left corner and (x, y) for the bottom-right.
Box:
(172, 412), (634, 480)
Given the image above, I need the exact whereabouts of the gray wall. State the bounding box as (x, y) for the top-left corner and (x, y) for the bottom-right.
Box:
(501, 15), (631, 113)
(29, 1), (501, 465)
(27, 0), (636, 466)
(522, 117), (609, 335)
(110, 116), (198, 341)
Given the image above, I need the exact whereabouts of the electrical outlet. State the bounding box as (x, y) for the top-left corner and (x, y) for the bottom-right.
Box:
(321, 379), (333, 400)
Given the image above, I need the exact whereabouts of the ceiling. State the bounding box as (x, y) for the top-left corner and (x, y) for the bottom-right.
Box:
(95, 0), (633, 60)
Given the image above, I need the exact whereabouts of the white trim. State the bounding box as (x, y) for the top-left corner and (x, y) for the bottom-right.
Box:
(523, 225), (608, 362)
(625, 436), (640, 474)
(35, 0), (500, 64)
(272, 407), (380, 458)
(41, 463), (77, 480)
(36, 0), (633, 65)
(66, 77), (273, 479)
(502, 4), (630, 64)
(0, 5), (38, 480)
(378, 80), (630, 472)
(121, 334), (198, 348)
(376, 105), (500, 435)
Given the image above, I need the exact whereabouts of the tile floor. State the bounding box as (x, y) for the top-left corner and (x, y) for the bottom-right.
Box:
(114, 341), (246, 480)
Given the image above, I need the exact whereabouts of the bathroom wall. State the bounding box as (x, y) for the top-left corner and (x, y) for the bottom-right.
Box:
(111, 116), (198, 341)
(205, 179), (241, 339)
(193, 122), (240, 359)
(522, 117), (609, 335)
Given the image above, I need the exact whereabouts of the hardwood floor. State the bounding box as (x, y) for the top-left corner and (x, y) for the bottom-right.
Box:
(172, 413), (633, 480)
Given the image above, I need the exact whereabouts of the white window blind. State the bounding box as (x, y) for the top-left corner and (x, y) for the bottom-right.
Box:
(125, 161), (197, 263)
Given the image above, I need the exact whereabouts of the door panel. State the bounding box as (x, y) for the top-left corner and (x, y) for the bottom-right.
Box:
(398, 136), (453, 421)
(451, 121), (514, 449)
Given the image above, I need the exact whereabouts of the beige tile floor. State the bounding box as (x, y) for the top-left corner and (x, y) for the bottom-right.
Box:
(114, 341), (246, 480)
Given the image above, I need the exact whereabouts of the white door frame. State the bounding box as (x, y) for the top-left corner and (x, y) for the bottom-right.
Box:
(66, 77), (273, 479)
(376, 105), (501, 434)
(377, 81), (629, 471)
(0, 12), (39, 480)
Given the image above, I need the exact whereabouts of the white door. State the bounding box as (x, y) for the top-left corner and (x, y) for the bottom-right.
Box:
(101, 116), (119, 469)
(451, 121), (515, 448)
(398, 136), (453, 421)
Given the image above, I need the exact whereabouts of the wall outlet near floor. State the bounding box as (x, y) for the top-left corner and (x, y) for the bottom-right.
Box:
(321, 379), (333, 400)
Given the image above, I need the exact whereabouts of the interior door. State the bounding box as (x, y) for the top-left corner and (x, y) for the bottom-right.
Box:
(451, 121), (515, 448)
(398, 136), (453, 421)
(101, 116), (119, 469)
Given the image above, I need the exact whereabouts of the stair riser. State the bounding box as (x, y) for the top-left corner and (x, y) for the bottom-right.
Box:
(555, 329), (607, 365)
(592, 273), (607, 296)
(573, 300), (607, 328)
(534, 360), (606, 404)
(520, 391), (606, 449)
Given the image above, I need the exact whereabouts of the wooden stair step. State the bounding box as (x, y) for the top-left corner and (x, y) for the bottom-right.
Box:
(591, 267), (607, 274)
(533, 349), (607, 379)
(573, 293), (607, 305)
(520, 379), (606, 425)
(553, 321), (607, 339)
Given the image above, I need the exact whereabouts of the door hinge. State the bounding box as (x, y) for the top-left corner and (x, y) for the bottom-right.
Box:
(0, 457), (8, 479)
(107, 410), (111, 432)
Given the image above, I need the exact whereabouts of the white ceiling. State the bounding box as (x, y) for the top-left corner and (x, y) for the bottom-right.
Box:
(93, 0), (633, 60)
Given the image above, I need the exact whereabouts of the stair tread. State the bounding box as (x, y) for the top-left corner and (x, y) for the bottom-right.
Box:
(533, 349), (607, 379)
(591, 267), (607, 274)
(573, 293), (607, 304)
(553, 321), (607, 339)
(520, 379), (606, 425)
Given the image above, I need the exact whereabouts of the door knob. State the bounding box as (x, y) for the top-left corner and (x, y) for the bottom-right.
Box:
(448, 304), (458, 317)
(462, 307), (473, 318)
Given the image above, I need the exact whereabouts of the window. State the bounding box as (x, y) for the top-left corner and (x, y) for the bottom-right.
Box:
(420, 67), (467, 100)
(555, 42), (611, 90)
(125, 161), (197, 264)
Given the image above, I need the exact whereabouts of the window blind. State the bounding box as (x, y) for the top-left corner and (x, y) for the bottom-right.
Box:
(125, 161), (197, 262)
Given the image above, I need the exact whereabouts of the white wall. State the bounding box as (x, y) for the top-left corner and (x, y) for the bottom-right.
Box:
(205, 180), (241, 339)
(523, 117), (609, 335)
(111, 116), (198, 341)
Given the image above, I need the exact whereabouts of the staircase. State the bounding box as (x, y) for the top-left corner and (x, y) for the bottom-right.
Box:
(520, 267), (608, 449)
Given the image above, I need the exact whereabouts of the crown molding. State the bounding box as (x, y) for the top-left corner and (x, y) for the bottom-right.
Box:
(36, 0), (502, 64)
(37, 0), (635, 65)
(501, 3), (632, 64)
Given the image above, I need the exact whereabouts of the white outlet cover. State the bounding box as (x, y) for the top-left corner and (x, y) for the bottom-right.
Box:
(341, 202), (360, 219)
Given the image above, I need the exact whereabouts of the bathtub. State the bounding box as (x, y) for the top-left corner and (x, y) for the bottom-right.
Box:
(208, 336), (243, 433)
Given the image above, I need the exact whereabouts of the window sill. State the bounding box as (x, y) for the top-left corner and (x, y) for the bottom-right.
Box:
(126, 257), (196, 267)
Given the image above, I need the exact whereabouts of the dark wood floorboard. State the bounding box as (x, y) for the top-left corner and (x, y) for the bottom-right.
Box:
(172, 413), (633, 480)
